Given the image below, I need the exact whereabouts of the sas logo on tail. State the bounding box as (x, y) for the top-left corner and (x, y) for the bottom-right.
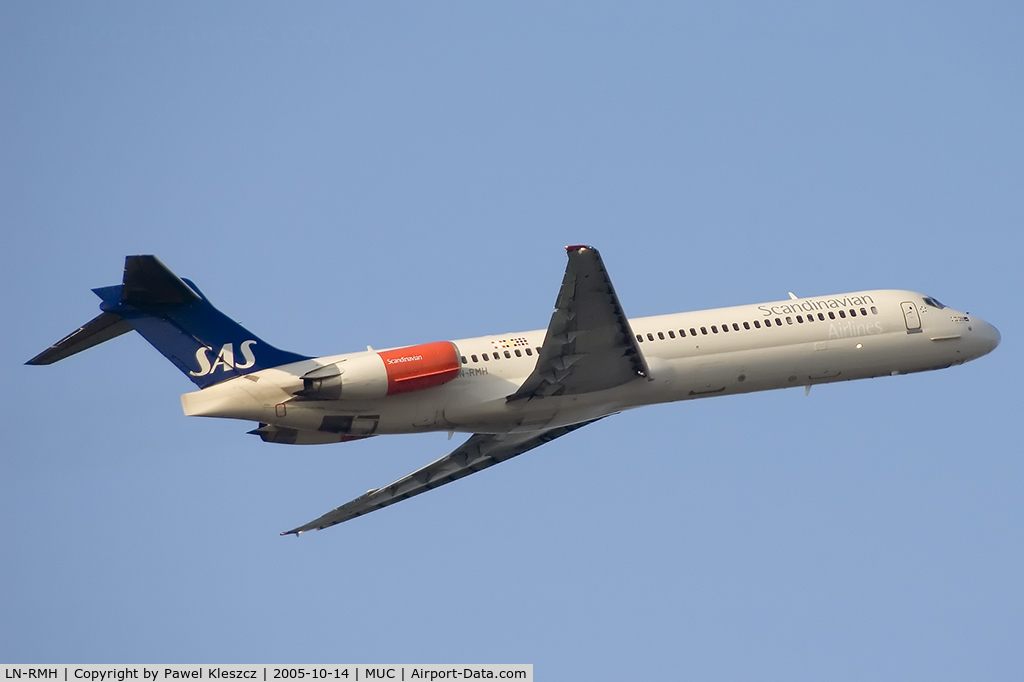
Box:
(190, 340), (257, 377)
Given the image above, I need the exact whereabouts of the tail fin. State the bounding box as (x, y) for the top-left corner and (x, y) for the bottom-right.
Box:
(27, 255), (309, 388)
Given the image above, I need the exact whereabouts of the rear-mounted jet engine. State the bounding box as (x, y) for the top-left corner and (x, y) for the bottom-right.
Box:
(295, 341), (461, 400)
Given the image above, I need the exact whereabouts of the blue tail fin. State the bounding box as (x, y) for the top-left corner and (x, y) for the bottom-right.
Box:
(27, 256), (309, 388)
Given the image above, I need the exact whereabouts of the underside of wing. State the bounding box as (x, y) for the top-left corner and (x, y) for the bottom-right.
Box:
(281, 419), (600, 535)
(508, 245), (649, 401)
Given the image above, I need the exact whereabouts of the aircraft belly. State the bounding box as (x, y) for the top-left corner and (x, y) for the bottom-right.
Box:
(442, 388), (636, 433)
(636, 340), (879, 401)
(443, 398), (558, 433)
(262, 399), (438, 435)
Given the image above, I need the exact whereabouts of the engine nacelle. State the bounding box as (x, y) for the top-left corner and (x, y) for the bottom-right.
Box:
(297, 341), (461, 400)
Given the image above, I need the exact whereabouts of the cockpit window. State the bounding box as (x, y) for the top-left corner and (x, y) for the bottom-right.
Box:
(922, 296), (946, 309)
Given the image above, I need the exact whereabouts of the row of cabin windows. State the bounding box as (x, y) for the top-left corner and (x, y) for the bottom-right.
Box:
(461, 346), (541, 364)
(456, 305), (882, 363)
(636, 306), (879, 343)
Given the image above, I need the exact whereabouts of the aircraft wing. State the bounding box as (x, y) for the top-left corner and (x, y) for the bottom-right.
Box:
(281, 419), (600, 535)
(507, 245), (649, 401)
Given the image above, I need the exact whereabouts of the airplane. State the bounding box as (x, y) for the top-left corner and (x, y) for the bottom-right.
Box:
(27, 246), (1000, 536)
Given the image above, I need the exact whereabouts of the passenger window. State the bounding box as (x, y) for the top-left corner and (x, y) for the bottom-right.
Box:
(721, 324), (729, 333)
(514, 349), (522, 357)
(679, 329), (686, 337)
(796, 315), (803, 323)
(828, 312), (835, 319)
(637, 334), (644, 343)
(849, 309), (857, 317)
(536, 347), (542, 354)
(732, 323), (739, 331)
(743, 322), (750, 330)
(860, 308), (867, 316)
(764, 319), (771, 327)
(786, 316), (793, 324)
(690, 328), (697, 336)
(754, 320), (761, 328)
(668, 330), (676, 339)
(647, 333), (654, 341)
(525, 348), (533, 356)
(658, 332), (665, 340)
(838, 310), (846, 318)
(461, 356), (468, 364)
(471, 354), (478, 363)
(504, 351), (511, 358)
(775, 318), (782, 326)
(711, 325), (718, 333)
(701, 327), (708, 335)
(818, 313), (825, 321)
(870, 307), (877, 315)
(482, 353), (489, 361)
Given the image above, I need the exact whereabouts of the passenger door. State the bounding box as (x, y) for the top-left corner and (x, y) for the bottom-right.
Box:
(901, 301), (922, 333)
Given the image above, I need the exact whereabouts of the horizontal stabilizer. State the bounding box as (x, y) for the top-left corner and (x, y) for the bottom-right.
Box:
(26, 312), (133, 365)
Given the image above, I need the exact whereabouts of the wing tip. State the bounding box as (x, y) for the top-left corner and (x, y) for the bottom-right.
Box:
(565, 244), (595, 254)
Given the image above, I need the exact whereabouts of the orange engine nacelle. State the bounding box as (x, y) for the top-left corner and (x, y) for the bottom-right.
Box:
(377, 341), (462, 395)
(297, 341), (462, 401)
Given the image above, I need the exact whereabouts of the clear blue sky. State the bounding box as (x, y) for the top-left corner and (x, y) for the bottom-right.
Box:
(2, 2), (1021, 679)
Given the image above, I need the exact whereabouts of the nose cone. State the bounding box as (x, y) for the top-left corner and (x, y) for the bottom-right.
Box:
(967, 317), (1000, 359)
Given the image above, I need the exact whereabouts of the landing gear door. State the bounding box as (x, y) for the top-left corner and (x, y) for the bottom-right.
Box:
(901, 301), (922, 333)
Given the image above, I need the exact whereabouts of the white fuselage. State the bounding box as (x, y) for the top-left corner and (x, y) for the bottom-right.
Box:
(181, 289), (1000, 440)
